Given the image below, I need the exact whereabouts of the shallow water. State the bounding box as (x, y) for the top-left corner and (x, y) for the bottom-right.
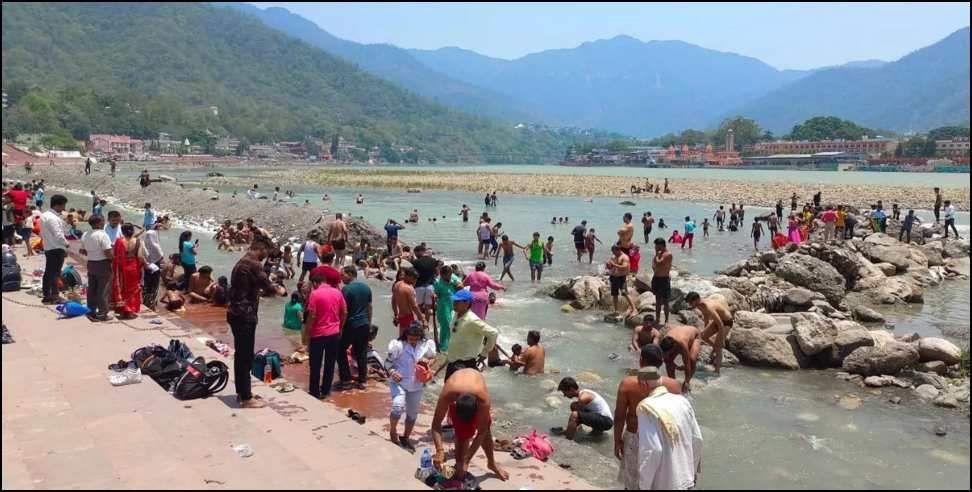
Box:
(66, 168), (971, 489)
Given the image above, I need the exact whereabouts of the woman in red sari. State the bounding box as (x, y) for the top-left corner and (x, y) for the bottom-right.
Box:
(112, 223), (145, 319)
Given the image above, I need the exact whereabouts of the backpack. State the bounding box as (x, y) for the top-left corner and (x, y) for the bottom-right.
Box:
(132, 344), (185, 388)
(2, 259), (21, 292)
(251, 350), (283, 381)
(172, 357), (229, 400)
(60, 265), (83, 291)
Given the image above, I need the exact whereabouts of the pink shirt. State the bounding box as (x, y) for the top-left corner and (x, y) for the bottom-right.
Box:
(464, 271), (503, 294)
(307, 285), (347, 338)
(821, 210), (837, 223)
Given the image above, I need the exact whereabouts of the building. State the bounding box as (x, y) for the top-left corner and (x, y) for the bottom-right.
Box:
(753, 138), (897, 158)
(276, 141), (306, 157)
(935, 137), (970, 157)
(88, 134), (144, 155)
(214, 137), (241, 155)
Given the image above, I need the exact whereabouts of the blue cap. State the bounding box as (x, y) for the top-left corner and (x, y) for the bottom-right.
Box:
(452, 289), (473, 303)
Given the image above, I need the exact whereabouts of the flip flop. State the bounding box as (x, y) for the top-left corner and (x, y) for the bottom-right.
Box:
(550, 426), (566, 436)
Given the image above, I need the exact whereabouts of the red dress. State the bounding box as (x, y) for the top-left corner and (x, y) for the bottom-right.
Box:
(112, 237), (143, 315)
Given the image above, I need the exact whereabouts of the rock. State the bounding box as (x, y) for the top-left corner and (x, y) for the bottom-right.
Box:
(574, 371), (604, 385)
(633, 273), (653, 294)
(920, 245), (945, 267)
(552, 280), (576, 301)
(917, 337), (962, 365)
(933, 426), (947, 437)
(710, 289), (748, 314)
(888, 396), (902, 405)
(784, 287), (819, 309)
(636, 291), (656, 313)
(568, 276), (605, 309)
(676, 310), (704, 329)
(917, 361), (948, 375)
(719, 259), (749, 277)
(933, 395), (959, 408)
(942, 239), (970, 259)
(791, 312), (837, 356)
(853, 253), (888, 291)
(760, 251), (780, 266)
(804, 245), (863, 290)
(775, 254), (846, 305)
(838, 394), (863, 410)
(726, 328), (802, 370)
(712, 275), (757, 296)
(545, 396), (562, 409)
(865, 376), (892, 387)
(603, 313), (624, 324)
(699, 344), (739, 367)
(875, 262), (898, 277)
(540, 379), (558, 392)
(869, 276), (922, 305)
(842, 341), (919, 376)
(810, 300), (839, 317)
(598, 283), (634, 311)
(734, 311), (778, 331)
(824, 321), (875, 365)
(914, 384), (940, 400)
(861, 234), (911, 272)
(907, 371), (948, 390)
(560, 304), (575, 313)
(852, 305), (885, 323)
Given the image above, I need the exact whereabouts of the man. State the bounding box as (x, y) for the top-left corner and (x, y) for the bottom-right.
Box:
(84, 157), (92, 176)
(843, 209), (858, 240)
(608, 245), (637, 318)
(613, 345), (682, 490)
(813, 191), (822, 210)
(105, 210), (123, 244)
(933, 187), (943, 224)
(228, 238), (286, 409)
(527, 232), (546, 283)
(714, 206), (726, 231)
(681, 217), (696, 250)
(818, 206), (837, 242)
(775, 199), (784, 221)
(143, 203), (156, 230)
(304, 266), (348, 400)
(630, 314), (663, 353)
(767, 212), (780, 238)
(392, 267), (425, 337)
(109, 159), (116, 177)
(2, 195), (15, 247)
(618, 213), (634, 255)
(556, 377), (613, 440)
(39, 195), (70, 304)
(641, 212), (655, 244)
(328, 213), (349, 266)
(658, 324), (701, 393)
(636, 366), (703, 490)
(33, 186), (45, 211)
(384, 219), (404, 254)
(790, 192), (799, 212)
(187, 266), (217, 303)
(899, 210), (920, 243)
(477, 218), (493, 259)
(337, 266), (373, 390)
(140, 220), (164, 309)
(297, 235), (321, 282)
(92, 199), (106, 219)
(943, 200), (960, 239)
(246, 185), (259, 200)
(430, 368), (509, 485)
(687, 292), (733, 375)
(507, 330), (545, 375)
(458, 204), (470, 223)
(651, 238), (673, 325)
(79, 215), (114, 321)
(572, 220), (588, 262)
(411, 245), (438, 326)
(750, 217), (764, 249)
(5, 183), (31, 255)
(445, 289), (498, 380)
(139, 170), (151, 189)
(496, 234), (527, 281)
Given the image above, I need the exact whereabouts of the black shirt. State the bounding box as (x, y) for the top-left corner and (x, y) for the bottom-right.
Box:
(413, 255), (438, 287)
(572, 225), (587, 243)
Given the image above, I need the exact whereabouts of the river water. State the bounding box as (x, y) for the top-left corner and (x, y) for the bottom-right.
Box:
(77, 165), (970, 489)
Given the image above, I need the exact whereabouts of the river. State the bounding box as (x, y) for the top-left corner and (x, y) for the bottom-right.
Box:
(65, 164), (971, 489)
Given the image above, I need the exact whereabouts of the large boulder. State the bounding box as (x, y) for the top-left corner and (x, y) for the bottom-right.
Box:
(726, 328), (803, 370)
(552, 280), (575, 301)
(734, 311), (778, 331)
(784, 287), (822, 310)
(802, 244), (862, 290)
(712, 275), (757, 296)
(710, 289), (748, 314)
(569, 276), (605, 309)
(815, 320), (875, 367)
(853, 253), (888, 291)
(718, 260), (749, 277)
(874, 263), (898, 277)
(699, 344), (739, 368)
(852, 305), (885, 323)
(869, 276), (923, 304)
(943, 239), (970, 259)
(791, 312), (837, 356)
(841, 341), (919, 376)
(676, 310), (704, 329)
(633, 273), (653, 294)
(636, 291), (656, 313)
(775, 254), (846, 305)
(917, 337), (962, 365)
(598, 282), (634, 311)
(919, 244), (945, 267)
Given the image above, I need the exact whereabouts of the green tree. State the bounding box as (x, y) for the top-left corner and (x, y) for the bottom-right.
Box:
(712, 116), (761, 151)
(787, 116), (873, 141)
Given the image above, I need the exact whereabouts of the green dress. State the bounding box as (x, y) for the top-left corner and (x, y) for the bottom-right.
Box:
(433, 274), (461, 351)
(283, 301), (303, 331)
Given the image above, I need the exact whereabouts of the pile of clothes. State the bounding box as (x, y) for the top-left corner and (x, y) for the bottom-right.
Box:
(2, 324), (13, 344)
(510, 430), (554, 462)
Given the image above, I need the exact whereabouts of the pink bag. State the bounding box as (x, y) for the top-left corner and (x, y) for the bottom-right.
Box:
(517, 429), (554, 461)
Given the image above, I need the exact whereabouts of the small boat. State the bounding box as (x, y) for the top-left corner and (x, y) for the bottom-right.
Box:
(406, 188), (422, 193)
(619, 200), (637, 206)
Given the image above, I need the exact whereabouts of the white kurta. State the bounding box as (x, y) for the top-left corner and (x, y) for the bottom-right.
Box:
(637, 390), (703, 490)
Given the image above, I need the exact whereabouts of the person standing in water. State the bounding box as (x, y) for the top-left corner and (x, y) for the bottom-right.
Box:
(496, 235), (527, 282)
(572, 220), (588, 262)
(607, 245), (638, 318)
(527, 232), (546, 283)
(652, 238), (673, 325)
(681, 216), (696, 250)
(328, 213), (349, 266)
(458, 204), (470, 223)
(641, 212), (655, 244)
(617, 213), (635, 255)
(585, 228), (603, 264)
(750, 218), (764, 249)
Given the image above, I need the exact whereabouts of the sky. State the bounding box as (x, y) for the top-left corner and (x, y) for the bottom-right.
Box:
(249, 2), (970, 70)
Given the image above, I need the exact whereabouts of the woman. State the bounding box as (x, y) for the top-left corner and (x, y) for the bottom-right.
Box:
(385, 322), (437, 452)
(111, 223), (145, 319)
(283, 291), (304, 331)
(463, 261), (505, 320)
(432, 265), (463, 351)
(177, 231), (198, 291)
(787, 214), (802, 245)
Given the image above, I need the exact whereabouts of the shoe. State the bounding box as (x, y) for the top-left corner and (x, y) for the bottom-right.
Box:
(87, 313), (103, 323)
(354, 382), (367, 391)
(241, 398), (267, 409)
(334, 382), (354, 391)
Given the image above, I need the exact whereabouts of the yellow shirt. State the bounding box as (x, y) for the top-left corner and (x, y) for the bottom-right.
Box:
(836, 210), (847, 227)
(446, 310), (499, 362)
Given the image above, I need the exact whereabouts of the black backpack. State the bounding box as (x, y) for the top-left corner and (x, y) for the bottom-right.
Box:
(172, 357), (229, 400)
(2, 251), (21, 292)
(132, 344), (185, 388)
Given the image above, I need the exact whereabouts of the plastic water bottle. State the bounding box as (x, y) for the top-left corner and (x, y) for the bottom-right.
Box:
(263, 362), (273, 384)
(420, 448), (433, 470)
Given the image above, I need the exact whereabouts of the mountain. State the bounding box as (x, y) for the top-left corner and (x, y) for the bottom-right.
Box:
(731, 27), (970, 134)
(408, 35), (812, 137)
(838, 59), (888, 69)
(219, 3), (544, 123)
(1, 2), (599, 162)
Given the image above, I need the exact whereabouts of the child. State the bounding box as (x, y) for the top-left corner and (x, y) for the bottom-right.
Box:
(668, 230), (683, 245)
(543, 236), (555, 266)
(629, 244), (641, 275)
(657, 219), (667, 229)
(211, 276), (229, 307)
(282, 244), (295, 279)
(505, 344), (524, 370)
(701, 218), (710, 238)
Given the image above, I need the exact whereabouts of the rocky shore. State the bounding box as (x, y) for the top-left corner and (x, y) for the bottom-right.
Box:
(206, 167), (971, 211)
(550, 220), (971, 412)
(3, 166), (385, 247)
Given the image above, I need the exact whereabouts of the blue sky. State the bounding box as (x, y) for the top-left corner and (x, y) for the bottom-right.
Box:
(249, 2), (970, 70)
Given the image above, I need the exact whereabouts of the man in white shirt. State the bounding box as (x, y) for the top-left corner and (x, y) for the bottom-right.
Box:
(636, 366), (703, 490)
(556, 377), (614, 440)
(105, 210), (123, 244)
(80, 215), (114, 321)
(943, 200), (960, 239)
(139, 221), (165, 309)
(39, 194), (70, 304)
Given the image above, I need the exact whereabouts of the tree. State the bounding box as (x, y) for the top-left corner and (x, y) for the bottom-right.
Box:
(787, 116), (873, 141)
(712, 116), (761, 151)
(927, 126), (970, 141)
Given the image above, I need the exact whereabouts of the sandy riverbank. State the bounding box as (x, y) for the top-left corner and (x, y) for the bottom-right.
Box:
(206, 167), (970, 211)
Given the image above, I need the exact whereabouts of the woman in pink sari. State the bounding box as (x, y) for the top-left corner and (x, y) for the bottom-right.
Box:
(463, 261), (505, 320)
(787, 215), (802, 245)
(112, 223), (145, 320)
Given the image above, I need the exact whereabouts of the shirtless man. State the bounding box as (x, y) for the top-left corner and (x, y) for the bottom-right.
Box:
(659, 324), (701, 393)
(507, 330), (545, 375)
(187, 265), (217, 303)
(630, 314), (662, 353)
(687, 292), (733, 375)
(651, 238), (673, 325)
(607, 245), (638, 318)
(641, 212), (655, 244)
(495, 234), (527, 281)
(613, 345), (682, 490)
(617, 212), (634, 255)
(392, 267), (426, 337)
(430, 368), (509, 483)
(328, 213), (349, 266)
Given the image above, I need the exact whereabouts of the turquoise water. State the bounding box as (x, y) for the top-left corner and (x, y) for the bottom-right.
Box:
(72, 168), (971, 489)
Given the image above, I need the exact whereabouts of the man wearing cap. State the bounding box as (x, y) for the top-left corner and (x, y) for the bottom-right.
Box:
(635, 366), (703, 490)
(613, 346), (682, 490)
(444, 289), (498, 380)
